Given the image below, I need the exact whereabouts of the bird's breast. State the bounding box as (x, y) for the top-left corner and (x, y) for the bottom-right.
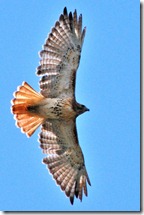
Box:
(30, 97), (76, 120)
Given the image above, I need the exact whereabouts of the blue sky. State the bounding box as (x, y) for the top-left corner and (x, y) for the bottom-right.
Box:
(0, 0), (140, 211)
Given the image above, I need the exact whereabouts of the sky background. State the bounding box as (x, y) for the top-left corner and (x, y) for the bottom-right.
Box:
(0, 0), (140, 212)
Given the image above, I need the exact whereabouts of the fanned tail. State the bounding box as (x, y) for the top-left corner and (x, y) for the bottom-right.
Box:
(11, 82), (45, 137)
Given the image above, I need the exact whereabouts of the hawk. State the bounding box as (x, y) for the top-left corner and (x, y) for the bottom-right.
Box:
(11, 7), (91, 205)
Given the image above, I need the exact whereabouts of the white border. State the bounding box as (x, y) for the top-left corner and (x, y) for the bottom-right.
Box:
(1, 0), (142, 214)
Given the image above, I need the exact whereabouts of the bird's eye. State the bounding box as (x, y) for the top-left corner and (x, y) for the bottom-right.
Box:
(79, 105), (85, 110)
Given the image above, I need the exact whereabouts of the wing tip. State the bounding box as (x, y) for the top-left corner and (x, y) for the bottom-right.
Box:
(69, 12), (73, 21)
(70, 196), (74, 205)
(63, 7), (68, 16)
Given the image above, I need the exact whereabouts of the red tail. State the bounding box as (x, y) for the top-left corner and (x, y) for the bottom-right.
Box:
(11, 82), (45, 137)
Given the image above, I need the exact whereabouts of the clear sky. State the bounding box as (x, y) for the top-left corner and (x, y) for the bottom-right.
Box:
(0, 0), (140, 212)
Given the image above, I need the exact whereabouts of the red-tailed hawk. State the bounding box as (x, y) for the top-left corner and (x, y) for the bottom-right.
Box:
(11, 7), (91, 205)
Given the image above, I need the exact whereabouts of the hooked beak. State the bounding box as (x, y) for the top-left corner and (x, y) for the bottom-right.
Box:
(85, 107), (90, 112)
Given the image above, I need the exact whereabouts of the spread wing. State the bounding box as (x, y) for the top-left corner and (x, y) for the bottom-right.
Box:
(37, 7), (86, 99)
(39, 119), (91, 204)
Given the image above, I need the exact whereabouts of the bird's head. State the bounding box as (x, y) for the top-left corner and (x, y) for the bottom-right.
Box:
(74, 102), (89, 117)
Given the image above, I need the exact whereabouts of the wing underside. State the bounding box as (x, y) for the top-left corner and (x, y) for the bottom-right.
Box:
(39, 119), (91, 204)
(37, 7), (86, 99)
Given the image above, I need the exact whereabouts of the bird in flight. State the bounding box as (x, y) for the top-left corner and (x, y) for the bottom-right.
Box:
(11, 7), (91, 205)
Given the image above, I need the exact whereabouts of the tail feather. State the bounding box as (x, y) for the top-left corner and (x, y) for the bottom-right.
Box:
(14, 91), (34, 99)
(12, 98), (26, 105)
(14, 113), (29, 120)
(18, 116), (43, 137)
(11, 82), (45, 137)
(12, 104), (28, 114)
(13, 82), (43, 100)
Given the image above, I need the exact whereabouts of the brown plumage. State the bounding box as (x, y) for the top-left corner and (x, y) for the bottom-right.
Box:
(11, 7), (91, 205)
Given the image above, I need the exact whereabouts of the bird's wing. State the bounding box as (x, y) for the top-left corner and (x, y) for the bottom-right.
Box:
(37, 7), (86, 99)
(39, 119), (91, 204)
